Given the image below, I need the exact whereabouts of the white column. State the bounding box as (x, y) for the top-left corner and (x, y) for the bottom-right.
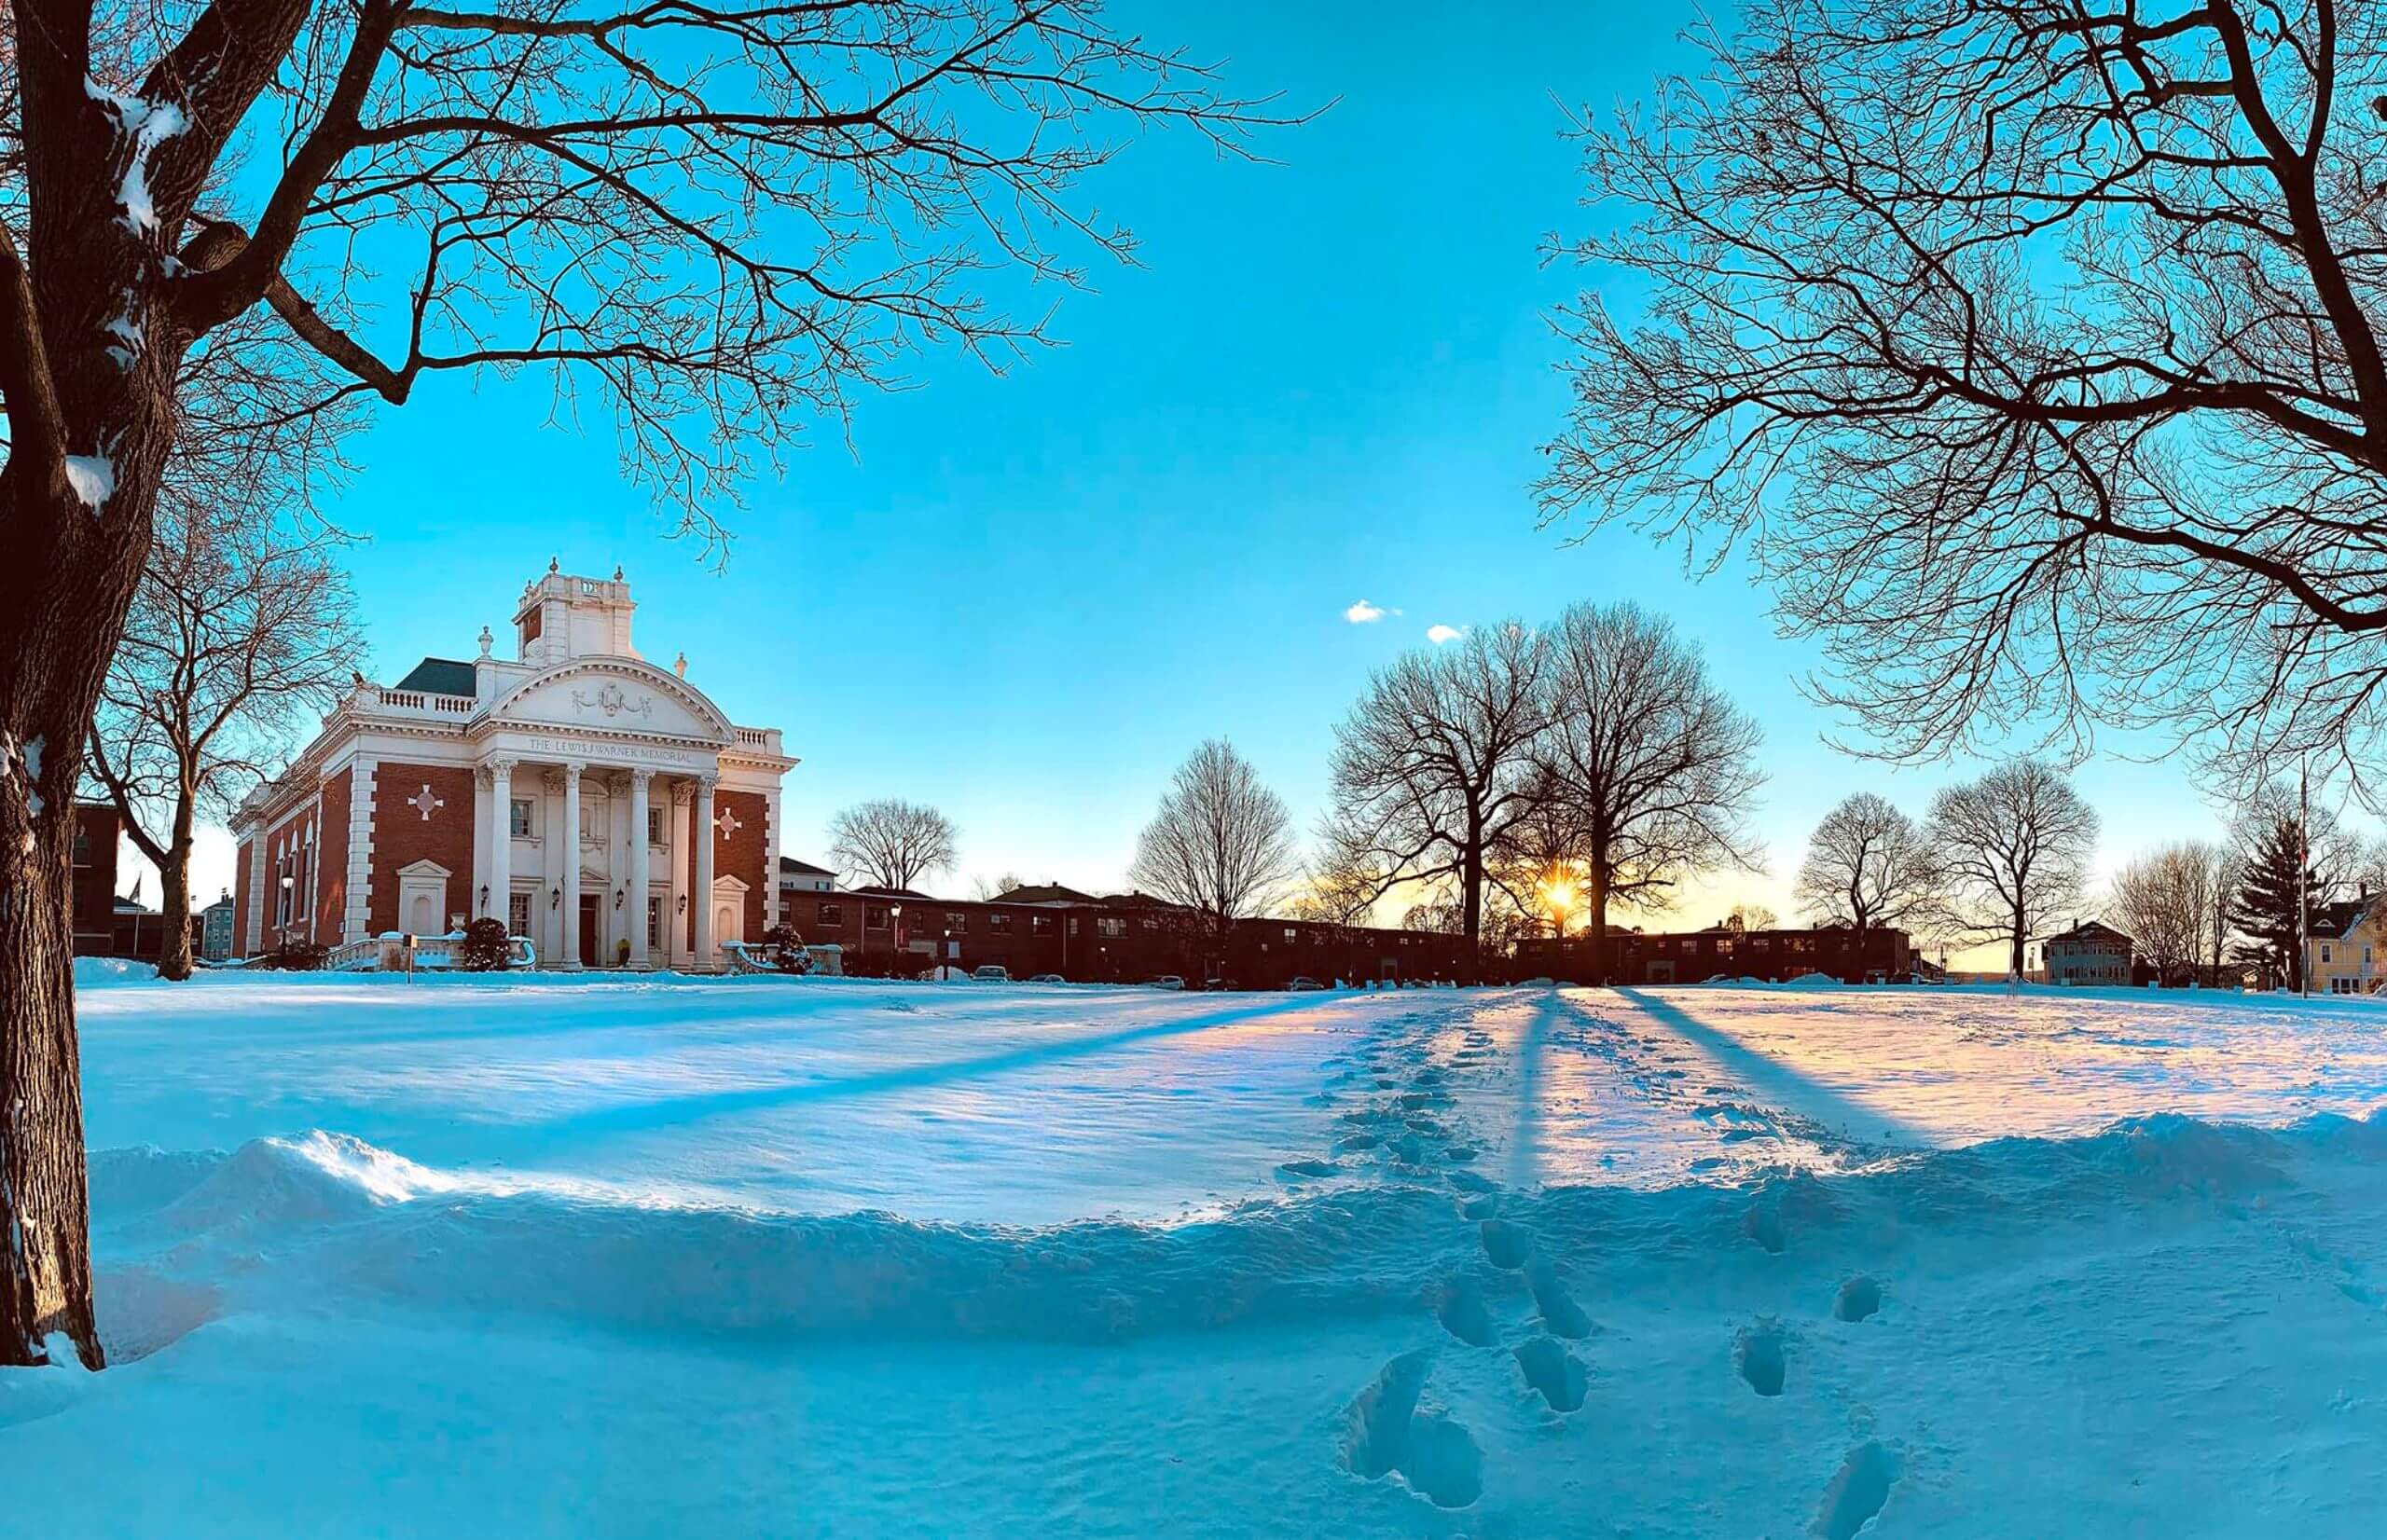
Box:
(628, 768), (653, 969)
(345, 759), (376, 942)
(472, 770), (492, 923)
(561, 763), (583, 967)
(668, 780), (694, 966)
(693, 773), (717, 969)
(487, 757), (515, 923)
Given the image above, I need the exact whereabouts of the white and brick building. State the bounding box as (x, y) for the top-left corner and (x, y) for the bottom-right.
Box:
(230, 563), (795, 969)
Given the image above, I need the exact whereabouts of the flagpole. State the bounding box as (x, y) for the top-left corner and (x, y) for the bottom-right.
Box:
(2300, 757), (2311, 1000)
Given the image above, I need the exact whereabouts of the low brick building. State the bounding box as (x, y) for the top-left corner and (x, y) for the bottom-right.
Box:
(772, 868), (1473, 987)
(1513, 923), (1913, 985)
(70, 801), (120, 956)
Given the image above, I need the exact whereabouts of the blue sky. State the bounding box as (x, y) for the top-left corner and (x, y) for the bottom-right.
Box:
(171, 0), (2259, 953)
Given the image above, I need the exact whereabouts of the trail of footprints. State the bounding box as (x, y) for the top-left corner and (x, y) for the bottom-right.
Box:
(1319, 1006), (1904, 1532)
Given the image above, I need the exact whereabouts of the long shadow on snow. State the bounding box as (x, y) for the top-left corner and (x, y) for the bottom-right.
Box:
(515, 993), (1341, 1135)
(1607, 987), (1928, 1148)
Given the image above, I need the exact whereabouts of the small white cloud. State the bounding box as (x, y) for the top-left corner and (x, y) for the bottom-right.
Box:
(1345, 599), (1387, 625)
(1426, 624), (1466, 645)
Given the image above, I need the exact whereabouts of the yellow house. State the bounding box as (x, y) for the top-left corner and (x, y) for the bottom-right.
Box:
(2307, 897), (2387, 995)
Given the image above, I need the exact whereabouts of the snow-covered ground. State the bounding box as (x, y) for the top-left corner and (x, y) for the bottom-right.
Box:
(12, 975), (2387, 1536)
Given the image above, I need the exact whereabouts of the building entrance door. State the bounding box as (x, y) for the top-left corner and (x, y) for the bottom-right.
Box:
(579, 895), (600, 968)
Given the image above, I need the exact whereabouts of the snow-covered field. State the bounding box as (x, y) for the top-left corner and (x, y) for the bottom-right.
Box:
(12, 974), (2387, 1536)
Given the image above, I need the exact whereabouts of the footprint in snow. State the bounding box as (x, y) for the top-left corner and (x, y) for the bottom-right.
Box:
(1338, 1352), (1484, 1510)
(1480, 1217), (1532, 1270)
(1734, 1319), (1787, 1397)
(1513, 1335), (1589, 1413)
(1833, 1275), (1883, 1323)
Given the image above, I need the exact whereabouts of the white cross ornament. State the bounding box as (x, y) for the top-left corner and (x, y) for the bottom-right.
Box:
(713, 806), (742, 838)
(407, 784), (444, 821)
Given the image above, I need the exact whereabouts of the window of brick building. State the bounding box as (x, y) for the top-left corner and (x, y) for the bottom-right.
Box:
(509, 798), (533, 838)
(1031, 914), (1053, 935)
(989, 913), (1012, 933)
(647, 808), (664, 845)
(1097, 917), (1125, 939)
(818, 902), (842, 928)
(947, 911), (969, 934)
(508, 891), (531, 935)
(648, 897), (663, 950)
(865, 904), (889, 931)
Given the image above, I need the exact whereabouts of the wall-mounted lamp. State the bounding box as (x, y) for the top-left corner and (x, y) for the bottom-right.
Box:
(280, 873), (295, 893)
(477, 884), (490, 909)
(614, 887), (626, 911)
(676, 894), (688, 915)
(549, 887), (561, 911)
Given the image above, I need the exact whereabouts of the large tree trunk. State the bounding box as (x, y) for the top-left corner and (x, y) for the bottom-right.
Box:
(1459, 838), (1484, 985)
(0, 793), (102, 1368)
(1585, 858), (1609, 986)
(2008, 913), (2027, 980)
(156, 792), (197, 981)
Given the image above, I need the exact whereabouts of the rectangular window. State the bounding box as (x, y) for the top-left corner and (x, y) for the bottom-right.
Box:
(946, 911), (968, 934)
(71, 829), (90, 866)
(648, 808), (664, 845)
(2323, 942), (2335, 964)
(1285, 927), (1299, 944)
(866, 904), (890, 932)
(1097, 917), (1125, 939)
(1068, 916), (1079, 937)
(818, 902), (843, 928)
(1142, 916), (1160, 931)
(648, 896), (662, 951)
(1031, 914), (1053, 936)
(988, 913), (1012, 934)
(507, 891), (531, 935)
(509, 798), (533, 838)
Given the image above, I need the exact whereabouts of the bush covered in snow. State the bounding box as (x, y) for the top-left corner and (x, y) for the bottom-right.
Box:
(456, 916), (513, 972)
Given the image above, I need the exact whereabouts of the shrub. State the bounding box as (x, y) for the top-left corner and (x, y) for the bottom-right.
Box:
(457, 916), (514, 972)
(759, 922), (812, 974)
(257, 939), (327, 971)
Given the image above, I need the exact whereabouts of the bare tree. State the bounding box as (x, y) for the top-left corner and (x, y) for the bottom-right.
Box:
(1288, 839), (1379, 928)
(828, 800), (958, 893)
(87, 511), (366, 980)
(2110, 841), (2228, 985)
(1325, 623), (1551, 968)
(1128, 739), (1299, 958)
(969, 872), (1028, 903)
(0, 0), (1284, 1364)
(1929, 762), (2101, 978)
(1795, 793), (1944, 943)
(1538, 0), (2387, 798)
(1538, 600), (1765, 979)
(1726, 902), (1778, 933)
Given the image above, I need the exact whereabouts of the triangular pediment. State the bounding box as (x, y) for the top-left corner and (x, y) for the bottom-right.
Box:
(395, 858), (452, 880)
(486, 658), (733, 744)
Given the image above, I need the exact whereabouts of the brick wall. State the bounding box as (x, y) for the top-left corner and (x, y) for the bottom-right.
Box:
(367, 763), (477, 934)
(314, 767), (352, 944)
(230, 840), (251, 956)
(70, 802), (119, 954)
(716, 789), (769, 942)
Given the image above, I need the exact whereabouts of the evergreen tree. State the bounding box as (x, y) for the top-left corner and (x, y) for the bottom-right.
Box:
(2228, 817), (2329, 990)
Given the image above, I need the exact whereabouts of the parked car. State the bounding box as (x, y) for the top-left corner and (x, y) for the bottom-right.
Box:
(1028, 972), (1066, 984)
(1202, 977), (1239, 992)
(1287, 976), (1328, 992)
(972, 965), (1011, 983)
(1150, 975), (1186, 990)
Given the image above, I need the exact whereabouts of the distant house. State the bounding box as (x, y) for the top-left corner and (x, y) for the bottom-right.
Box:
(777, 856), (836, 895)
(2041, 920), (2133, 986)
(200, 889), (237, 962)
(2307, 896), (2387, 996)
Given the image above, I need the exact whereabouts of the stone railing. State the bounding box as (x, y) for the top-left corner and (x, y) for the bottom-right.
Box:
(325, 932), (536, 971)
(730, 725), (784, 754)
(364, 687), (476, 720)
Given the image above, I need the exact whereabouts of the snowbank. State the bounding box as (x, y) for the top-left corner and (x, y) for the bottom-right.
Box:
(20, 978), (2387, 1535)
(74, 956), (157, 987)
